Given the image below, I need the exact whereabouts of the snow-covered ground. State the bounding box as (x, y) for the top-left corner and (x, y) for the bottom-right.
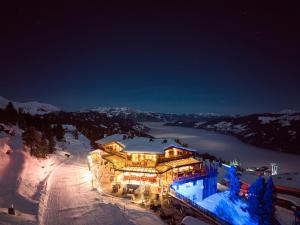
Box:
(0, 127), (69, 225)
(144, 122), (300, 173)
(196, 191), (254, 225)
(275, 206), (295, 225)
(40, 126), (165, 225)
(0, 124), (165, 225)
(41, 154), (164, 225)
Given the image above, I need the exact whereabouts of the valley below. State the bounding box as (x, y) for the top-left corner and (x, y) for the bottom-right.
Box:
(144, 122), (300, 173)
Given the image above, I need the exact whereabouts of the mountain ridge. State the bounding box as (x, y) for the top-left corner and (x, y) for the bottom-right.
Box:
(166, 112), (300, 154)
(0, 96), (60, 115)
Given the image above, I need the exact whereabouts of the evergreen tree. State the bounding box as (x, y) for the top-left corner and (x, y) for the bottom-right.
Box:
(247, 176), (266, 224)
(2, 102), (18, 124)
(262, 177), (274, 225)
(54, 124), (65, 141)
(22, 126), (40, 156)
(42, 125), (56, 154)
(47, 133), (56, 154)
(226, 165), (240, 201)
(37, 134), (48, 158)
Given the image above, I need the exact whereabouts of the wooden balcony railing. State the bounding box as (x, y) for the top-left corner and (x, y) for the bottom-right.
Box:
(157, 155), (190, 163)
(105, 149), (127, 159)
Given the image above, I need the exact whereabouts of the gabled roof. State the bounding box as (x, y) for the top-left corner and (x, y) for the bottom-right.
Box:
(96, 134), (195, 154)
(96, 134), (125, 145)
(164, 144), (197, 152)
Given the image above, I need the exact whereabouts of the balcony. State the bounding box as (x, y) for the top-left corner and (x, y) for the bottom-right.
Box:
(157, 154), (191, 163)
(104, 148), (127, 159)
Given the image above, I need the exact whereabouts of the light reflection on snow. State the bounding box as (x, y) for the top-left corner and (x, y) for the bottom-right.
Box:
(85, 170), (92, 182)
(171, 179), (204, 201)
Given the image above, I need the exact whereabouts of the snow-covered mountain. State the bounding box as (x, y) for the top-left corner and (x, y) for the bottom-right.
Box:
(0, 96), (60, 115)
(168, 112), (300, 154)
(87, 106), (144, 118)
(85, 106), (221, 122)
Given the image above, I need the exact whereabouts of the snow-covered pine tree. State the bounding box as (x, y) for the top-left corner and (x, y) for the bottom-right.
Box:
(262, 177), (274, 225)
(247, 176), (266, 224)
(226, 165), (240, 201)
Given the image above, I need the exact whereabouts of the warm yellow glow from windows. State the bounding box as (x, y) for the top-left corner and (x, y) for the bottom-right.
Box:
(166, 151), (169, 158)
(132, 154), (138, 161)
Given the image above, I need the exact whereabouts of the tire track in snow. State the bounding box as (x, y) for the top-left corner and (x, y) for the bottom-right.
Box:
(41, 153), (136, 225)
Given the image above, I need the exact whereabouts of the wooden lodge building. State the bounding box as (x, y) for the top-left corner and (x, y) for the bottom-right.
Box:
(88, 134), (217, 198)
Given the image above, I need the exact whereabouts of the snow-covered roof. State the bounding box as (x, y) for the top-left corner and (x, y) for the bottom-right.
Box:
(96, 134), (125, 145)
(164, 144), (197, 152)
(96, 134), (196, 154)
(122, 138), (177, 153)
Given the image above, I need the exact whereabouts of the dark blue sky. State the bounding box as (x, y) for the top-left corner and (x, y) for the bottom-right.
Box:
(1, 2), (300, 114)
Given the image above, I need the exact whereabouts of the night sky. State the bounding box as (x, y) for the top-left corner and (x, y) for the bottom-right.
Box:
(1, 2), (300, 114)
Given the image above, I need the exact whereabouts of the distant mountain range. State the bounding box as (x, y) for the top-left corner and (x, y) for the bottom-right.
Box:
(166, 112), (300, 154)
(84, 106), (221, 122)
(1, 96), (299, 154)
(0, 96), (221, 122)
(0, 97), (148, 143)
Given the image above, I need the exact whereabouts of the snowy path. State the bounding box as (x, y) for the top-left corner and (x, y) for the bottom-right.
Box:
(41, 142), (165, 225)
(41, 152), (106, 225)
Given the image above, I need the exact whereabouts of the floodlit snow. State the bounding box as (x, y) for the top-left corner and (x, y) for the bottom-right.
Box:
(1, 125), (165, 225)
(171, 178), (254, 224)
(40, 128), (165, 225)
(18, 149), (68, 201)
(0, 127), (40, 216)
(196, 192), (255, 225)
(171, 180), (204, 201)
(0, 127), (69, 225)
(144, 122), (300, 173)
